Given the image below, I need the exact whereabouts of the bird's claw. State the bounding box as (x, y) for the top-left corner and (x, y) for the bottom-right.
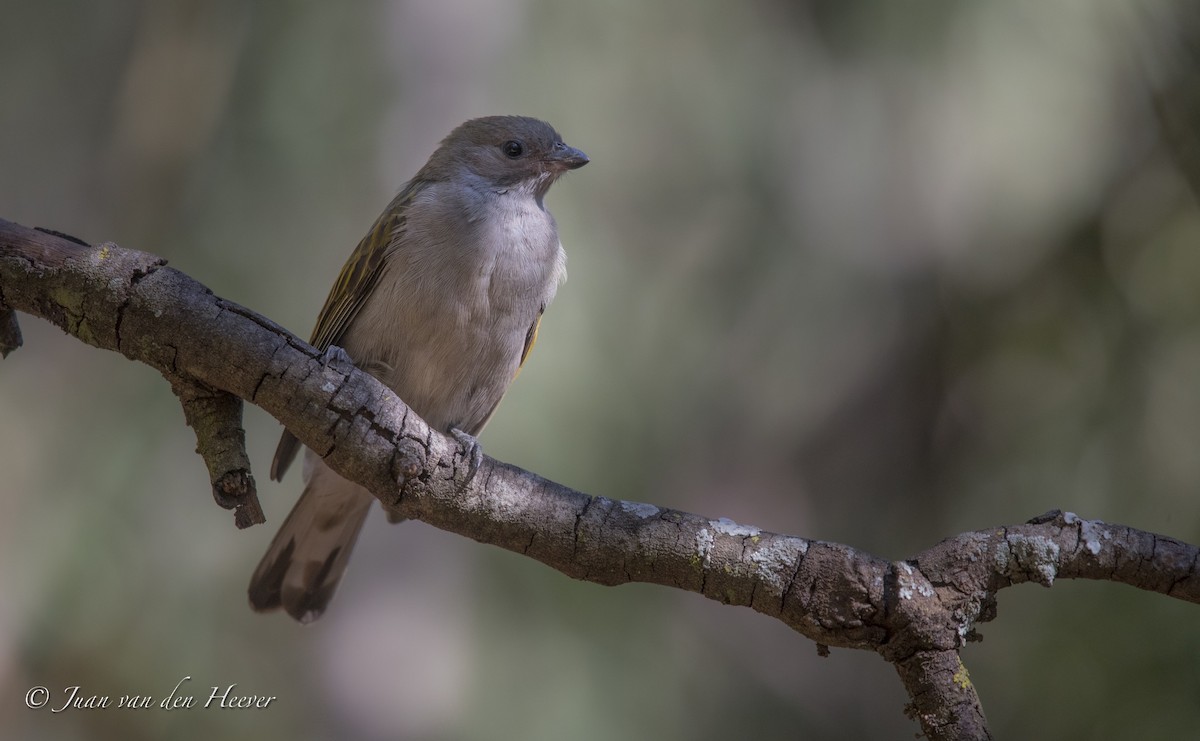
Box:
(450, 427), (483, 487)
(320, 345), (354, 367)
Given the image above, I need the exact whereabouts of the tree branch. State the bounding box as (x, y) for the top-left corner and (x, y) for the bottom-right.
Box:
(3, 217), (1198, 740)
(171, 377), (264, 528)
(897, 650), (989, 741)
(0, 302), (20, 358)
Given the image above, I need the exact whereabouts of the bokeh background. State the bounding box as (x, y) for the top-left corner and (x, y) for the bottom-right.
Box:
(3, 1), (1200, 739)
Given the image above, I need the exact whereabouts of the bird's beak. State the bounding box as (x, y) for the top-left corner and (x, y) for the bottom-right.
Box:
(549, 142), (589, 170)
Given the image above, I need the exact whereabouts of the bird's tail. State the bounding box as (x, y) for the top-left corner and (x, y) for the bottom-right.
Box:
(248, 470), (373, 624)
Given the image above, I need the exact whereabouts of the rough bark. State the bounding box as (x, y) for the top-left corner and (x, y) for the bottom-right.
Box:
(3, 217), (1198, 740)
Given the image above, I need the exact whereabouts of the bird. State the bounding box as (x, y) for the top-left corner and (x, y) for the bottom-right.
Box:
(248, 115), (588, 623)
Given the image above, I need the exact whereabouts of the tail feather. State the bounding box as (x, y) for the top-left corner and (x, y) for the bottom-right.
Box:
(270, 429), (301, 482)
(249, 471), (373, 623)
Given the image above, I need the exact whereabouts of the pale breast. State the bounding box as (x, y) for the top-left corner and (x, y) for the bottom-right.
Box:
(341, 183), (565, 435)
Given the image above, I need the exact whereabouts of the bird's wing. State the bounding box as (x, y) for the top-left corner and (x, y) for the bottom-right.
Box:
(309, 194), (412, 353)
(517, 303), (545, 376)
(270, 186), (416, 482)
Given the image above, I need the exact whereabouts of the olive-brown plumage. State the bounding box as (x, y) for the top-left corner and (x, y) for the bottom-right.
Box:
(249, 116), (587, 622)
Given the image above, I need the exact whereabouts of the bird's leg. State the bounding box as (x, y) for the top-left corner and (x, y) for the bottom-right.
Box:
(450, 427), (483, 488)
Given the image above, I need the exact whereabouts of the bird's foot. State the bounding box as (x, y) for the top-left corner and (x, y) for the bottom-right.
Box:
(450, 427), (483, 488)
(320, 345), (353, 367)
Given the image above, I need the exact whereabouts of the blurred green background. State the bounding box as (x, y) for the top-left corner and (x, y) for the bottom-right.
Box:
(3, 0), (1200, 739)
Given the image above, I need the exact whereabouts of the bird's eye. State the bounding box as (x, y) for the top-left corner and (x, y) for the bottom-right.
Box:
(502, 140), (524, 158)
